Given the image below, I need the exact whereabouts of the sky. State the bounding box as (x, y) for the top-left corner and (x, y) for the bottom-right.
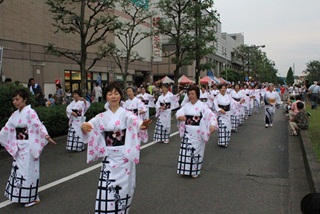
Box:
(214, 0), (320, 77)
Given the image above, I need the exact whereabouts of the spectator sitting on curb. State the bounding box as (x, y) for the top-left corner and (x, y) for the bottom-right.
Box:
(288, 102), (308, 136)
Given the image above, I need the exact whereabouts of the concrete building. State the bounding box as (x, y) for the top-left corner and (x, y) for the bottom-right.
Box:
(0, 0), (153, 97)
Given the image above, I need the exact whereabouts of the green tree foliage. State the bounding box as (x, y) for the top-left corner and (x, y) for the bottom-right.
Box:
(0, 83), (35, 128)
(233, 45), (278, 83)
(220, 69), (240, 83)
(46, 0), (118, 91)
(108, 0), (153, 89)
(286, 67), (294, 85)
(156, 0), (218, 90)
(303, 60), (320, 82)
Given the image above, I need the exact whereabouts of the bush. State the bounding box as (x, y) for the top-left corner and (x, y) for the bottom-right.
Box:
(35, 102), (106, 137)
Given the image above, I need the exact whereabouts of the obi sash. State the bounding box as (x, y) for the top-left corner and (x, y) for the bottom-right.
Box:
(185, 114), (202, 126)
(233, 98), (241, 102)
(16, 127), (29, 140)
(104, 129), (127, 147)
(218, 104), (230, 112)
(127, 108), (138, 115)
(72, 109), (81, 116)
(246, 94), (250, 96)
(199, 98), (208, 102)
(142, 100), (149, 105)
(160, 102), (171, 110)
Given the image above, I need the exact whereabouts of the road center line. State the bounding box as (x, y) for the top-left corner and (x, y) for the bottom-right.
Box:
(0, 131), (179, 209)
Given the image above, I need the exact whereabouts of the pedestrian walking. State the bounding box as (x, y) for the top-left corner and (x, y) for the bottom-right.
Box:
(93, 82), (103, 103)
(55, 84), (64, 105)
(176, 85), (217, 178)
(308, 81), (320, 109)
(264, 83), (282, 128)
(0, 89), (56, 207)
(81, 83), (151, 214)
(66, 90), (90, 152)
(28, 78), (45, 106)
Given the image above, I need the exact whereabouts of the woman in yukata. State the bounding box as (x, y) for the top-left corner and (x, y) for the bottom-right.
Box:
(66, 90), (90, 152)
(230, 83), (245, 131)
(214, 84), (244, 148)
(124, 86), (148, 143)
(264, 83), (282, 128)
(176, 85), (217, 178)
(81, 83), (151, 214)
(0, 89), (56, 207)
(153, 83), (181, 144)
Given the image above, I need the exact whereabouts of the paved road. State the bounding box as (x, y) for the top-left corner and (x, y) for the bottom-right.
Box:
(0, 107), (309, 213)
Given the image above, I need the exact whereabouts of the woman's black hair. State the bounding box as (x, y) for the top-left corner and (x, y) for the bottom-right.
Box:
(218, 84), (227, 90)
(188, 85), (200, 99)
(72, 90), (83, 97)
(12, 88), (29, 100)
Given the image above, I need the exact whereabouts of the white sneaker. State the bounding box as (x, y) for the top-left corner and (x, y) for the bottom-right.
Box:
(164, 140), (169, 144)
(265, 124), (269, 128)
(192, 174), (199, 179)
(270, 124), (273, 127)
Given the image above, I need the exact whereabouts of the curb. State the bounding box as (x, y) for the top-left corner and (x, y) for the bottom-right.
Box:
(300, 130), (320, 192)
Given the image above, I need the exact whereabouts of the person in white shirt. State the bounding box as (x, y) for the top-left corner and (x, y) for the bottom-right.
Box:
(93, 82), (102, 102)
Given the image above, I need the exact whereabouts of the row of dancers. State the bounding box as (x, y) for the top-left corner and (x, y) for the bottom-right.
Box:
(0, 82), (281, 213)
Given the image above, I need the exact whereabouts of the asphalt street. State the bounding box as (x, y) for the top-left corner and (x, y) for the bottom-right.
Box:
(0, 106), (309, 214)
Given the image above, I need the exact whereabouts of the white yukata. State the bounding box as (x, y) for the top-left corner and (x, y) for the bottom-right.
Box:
(176, 101), (218, 176)
(199, 90), (213, 108)
(253, 89), (261, 113)
(123, 97), (148, 143)
(66, 99), (90, 151)
(242, 89), (251, 118)
(214, 93), (242, 147)
(137, 93), (155, 119)
(153, 91), (180, 143)
(0, 105), (49, 203)
(264, 90), (282, 126)
(230, 90), (245, 130)
(82, 107), (143, 214)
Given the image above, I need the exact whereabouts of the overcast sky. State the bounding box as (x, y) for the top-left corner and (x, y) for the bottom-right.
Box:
(214, 0), (320, 77)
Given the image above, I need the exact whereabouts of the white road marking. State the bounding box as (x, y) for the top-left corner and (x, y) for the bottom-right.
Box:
(0, 131), (179, 208)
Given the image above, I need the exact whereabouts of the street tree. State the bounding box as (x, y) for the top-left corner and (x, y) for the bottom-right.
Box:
(156, 0), (217, 91)
(46, 0), (118, 91)
(303, 60), (320, 82)
(108, 0), (153, 89)
(286, 67), (294, 85)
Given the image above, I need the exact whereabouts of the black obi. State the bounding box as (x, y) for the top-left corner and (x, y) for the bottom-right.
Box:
(233, 97), (241, 102)
(142, 100), (149, 105)
(16, 127), (29, 140)
(72, 109), (81, 116)
(127, 108), (138, 115)
(218, 104), (230, 112)
(160, 102), (171, 110)
(185, 114), (202, 126)
(104, 129), (127, 147)
(199, 98), (208, 102)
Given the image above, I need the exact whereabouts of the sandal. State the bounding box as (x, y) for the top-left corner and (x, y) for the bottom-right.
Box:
(25, 200), (40, 208)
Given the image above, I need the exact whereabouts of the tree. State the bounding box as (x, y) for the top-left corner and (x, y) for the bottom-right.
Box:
(303, 60), (320, 82)
(108, 0), (153, 89)
(46, 0), (118, 91)
(156, 0), (217, 91)
(286, 67), (294, 85)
